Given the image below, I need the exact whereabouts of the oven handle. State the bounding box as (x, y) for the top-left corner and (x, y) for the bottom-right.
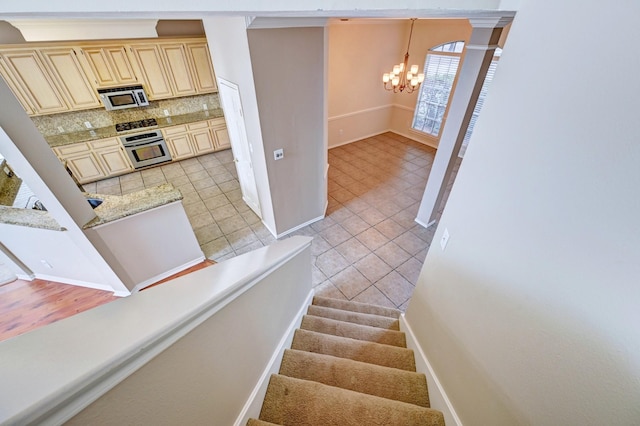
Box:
(123, 138), (165, 148)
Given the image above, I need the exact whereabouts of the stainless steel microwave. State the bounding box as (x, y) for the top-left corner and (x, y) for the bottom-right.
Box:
(97, 85), (149, 111)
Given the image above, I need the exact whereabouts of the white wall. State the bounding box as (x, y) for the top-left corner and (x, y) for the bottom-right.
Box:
(405, 1), (640, 425)
(327, 19), (473, 148)
(203, 17), (278, 235)
(248, 26), (327, 235)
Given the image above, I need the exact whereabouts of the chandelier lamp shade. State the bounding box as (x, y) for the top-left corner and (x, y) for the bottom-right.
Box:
(383, 18), (425, 93)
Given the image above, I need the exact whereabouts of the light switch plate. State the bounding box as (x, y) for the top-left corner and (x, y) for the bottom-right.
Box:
(274, 149), (284, 160)
(440, 228), (450, 251)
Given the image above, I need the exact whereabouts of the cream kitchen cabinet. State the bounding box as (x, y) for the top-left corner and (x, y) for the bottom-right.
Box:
(185, 41), (217, 93)
(162, 119), (228, 161)
(127, 44), (173, 100)
(164, 126), (195, 161)
(0, 55), (35, 115)
(54, 143), (106, 184)
(159, 43), (197, 97)
(54, 137), (133, 184)
(38, 47), (102, 110)
(0, 49), (69, 115)
(209, 117), (230, 150)
(89, 138), (134, 176)
(78, 45), (139, 87)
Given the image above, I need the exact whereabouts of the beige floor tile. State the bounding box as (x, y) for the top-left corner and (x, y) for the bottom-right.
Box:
(204, 193), (230, 210)
(217, 215), (249, 235)
(192, 177), (216, 190)
(235, 240), (265, 256)
(310, 235), (332, 256)
(355, 227), (389, 251)
(396, 257), (424, 285)
(354, 253), (392, 283)
(180, 191), (202, 206)
(351, 286), (396, 308)
(359, 207), (387, 226)
(319, 223), (352, 247)
(194, 223), (223, 245)
(211, 204), (238, 221)
(375, 271), (414, 306)
(335, 237), (371, 264)
(227, 227), (259, 250)
(316, 248), (350, 278)
(394, 231), (428, 256)
(340, 215), (370, 236)
(374, 241), (411, 268)
(202, 236), (233, 260)
(374, 218), (407, 240)
(197, 185), (223, 200)
(314, 282), (347, 299)
(330, 266), (372, 299)
(184, 200), (208, 217)
(189, 212), (215, 230)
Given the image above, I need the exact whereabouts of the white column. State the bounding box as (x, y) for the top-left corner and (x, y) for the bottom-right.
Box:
(415, 17), (512, 227)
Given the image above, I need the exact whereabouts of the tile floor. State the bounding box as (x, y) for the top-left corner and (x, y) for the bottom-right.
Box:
(85, 132), (458, 311)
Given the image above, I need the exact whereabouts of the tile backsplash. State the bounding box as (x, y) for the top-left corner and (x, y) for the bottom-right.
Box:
(32, 93), (221, 136)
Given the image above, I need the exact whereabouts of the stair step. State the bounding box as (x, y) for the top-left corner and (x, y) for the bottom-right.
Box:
(300, 314), (407, 347)
(313, 295), (402, 319)
(259, 374), (445, 426)
(280, 349), (430, 407)
(246, 419), (279, 426)
(307, 304), (400, 330)
(291, 329), (416, 371)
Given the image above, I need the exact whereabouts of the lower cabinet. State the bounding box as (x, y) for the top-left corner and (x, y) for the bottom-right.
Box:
(54, 137), (133, 184)
(162, 118), (228, 161)
(52, 118), (228, 184)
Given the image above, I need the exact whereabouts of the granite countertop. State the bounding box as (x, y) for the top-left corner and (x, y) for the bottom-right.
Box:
(0, 206), (65, 231)
(82, 183), (183, 229)
(46, 109), (225, 148)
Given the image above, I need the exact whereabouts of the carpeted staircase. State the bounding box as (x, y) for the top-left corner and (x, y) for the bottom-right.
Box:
(247, 296), (445, 426)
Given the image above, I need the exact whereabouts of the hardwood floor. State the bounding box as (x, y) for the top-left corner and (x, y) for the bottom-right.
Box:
(0, 260), (215, 342)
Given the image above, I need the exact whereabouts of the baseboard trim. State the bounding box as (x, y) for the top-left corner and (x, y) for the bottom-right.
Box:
(415, 217), (437, 229)
(234, 288), (314, 426)
(276, 214), (325, 239)
(400, 314), (463, 426)
(130, 255), (206, 293)
(328, 129), (394, 149)
(390, 129), (439, 150)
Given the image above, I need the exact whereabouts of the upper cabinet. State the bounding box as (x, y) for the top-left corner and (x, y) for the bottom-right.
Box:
(128, 44), (173, 99)
(0, 49), (69, 115)
(39, 47), (102, 110)
(0, 37), (218, 116)
(128, 39), (216, 101)
(185, 42), (217, 93)
(78, 45), (139, 87)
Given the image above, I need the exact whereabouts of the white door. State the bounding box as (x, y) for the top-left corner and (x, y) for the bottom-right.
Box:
(217, 79), (262, 217)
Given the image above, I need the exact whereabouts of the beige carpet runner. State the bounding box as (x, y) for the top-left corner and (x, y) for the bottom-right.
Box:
(247, 296), (445, 426)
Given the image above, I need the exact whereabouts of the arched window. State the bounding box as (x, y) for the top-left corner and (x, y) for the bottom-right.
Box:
(412, 41), (465, 136)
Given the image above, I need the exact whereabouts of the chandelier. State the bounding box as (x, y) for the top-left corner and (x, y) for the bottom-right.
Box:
(383, 18), (424, 93)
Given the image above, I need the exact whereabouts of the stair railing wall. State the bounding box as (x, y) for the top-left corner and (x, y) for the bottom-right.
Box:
(0, 236), (313, 426)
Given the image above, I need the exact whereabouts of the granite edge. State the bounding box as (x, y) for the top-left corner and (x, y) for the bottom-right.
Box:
(47, 109), (225, 148)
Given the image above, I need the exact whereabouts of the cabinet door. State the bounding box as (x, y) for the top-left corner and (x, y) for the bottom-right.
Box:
(90, 138), (133, 176)
(185, 42), (217, 93)
(209, 118), (231, 150)
(160, 43), (196, 97)
(0, 49), (68, 114)
(38, 47), (101, 110)
(189, 122), (215, 155)
(0, 56), (35, 115)
(80, 46), (138, 87)
(61, 152), (106, 184)
(166, 134), (195, 161)
(128, 44), (173, 100)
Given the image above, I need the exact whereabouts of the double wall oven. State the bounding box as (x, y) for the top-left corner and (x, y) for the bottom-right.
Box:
(117, 119), (172, 169)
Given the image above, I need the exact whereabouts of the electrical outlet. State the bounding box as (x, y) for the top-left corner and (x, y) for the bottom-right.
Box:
(274, 149), (284, 160)
(202, 103), (208, 110)
(84, 121), (92, 129)
(440, 228), (450, 251)
(163, 109), (170, 116)
(57, 126), (64, 133)
(41, 260), (53, 269)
